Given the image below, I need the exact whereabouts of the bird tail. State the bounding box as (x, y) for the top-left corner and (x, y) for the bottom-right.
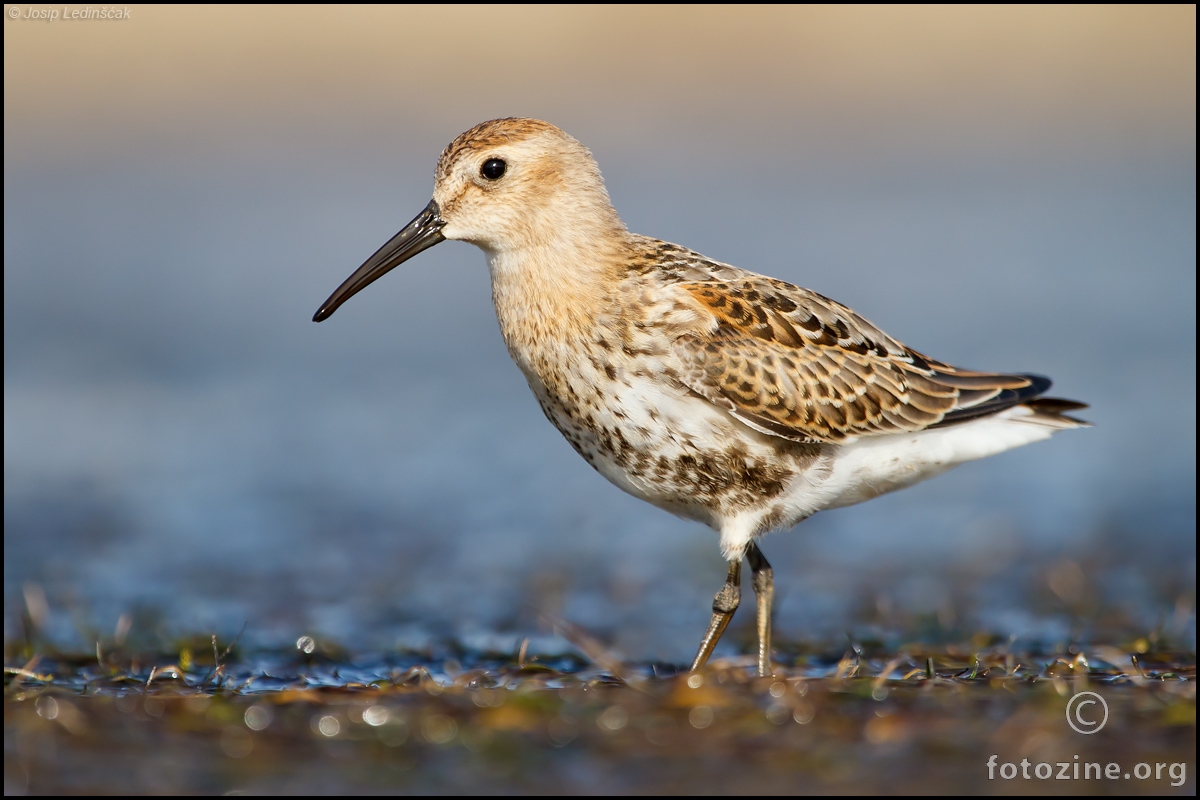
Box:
(1013, 397), (1091, 428)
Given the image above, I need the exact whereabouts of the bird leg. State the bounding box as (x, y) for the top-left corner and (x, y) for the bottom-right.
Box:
(689, 559), (742, 671)
(746, 541), (774, 677)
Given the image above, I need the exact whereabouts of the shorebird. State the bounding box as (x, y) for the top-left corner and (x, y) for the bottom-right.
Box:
(314, 118), (1087, 677)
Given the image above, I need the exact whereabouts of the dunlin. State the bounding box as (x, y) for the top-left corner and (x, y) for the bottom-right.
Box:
(314, 118), (1087, 676)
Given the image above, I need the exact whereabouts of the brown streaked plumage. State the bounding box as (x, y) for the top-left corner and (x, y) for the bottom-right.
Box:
(314, 118), (1088, 677)
(672, 276), (1044, 443)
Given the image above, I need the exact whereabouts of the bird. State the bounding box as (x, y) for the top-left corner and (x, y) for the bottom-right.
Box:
(313, 118), (1088, 677)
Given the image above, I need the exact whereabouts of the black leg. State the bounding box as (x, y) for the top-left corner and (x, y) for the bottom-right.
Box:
(746, 541), (774, 677)
(689, 559), (742, 671)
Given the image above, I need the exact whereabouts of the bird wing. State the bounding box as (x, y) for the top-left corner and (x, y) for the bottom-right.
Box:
(670, 277), (1051, 444)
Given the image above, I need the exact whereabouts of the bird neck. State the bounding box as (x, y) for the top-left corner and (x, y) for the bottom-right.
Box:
(485, 228), (629, 374)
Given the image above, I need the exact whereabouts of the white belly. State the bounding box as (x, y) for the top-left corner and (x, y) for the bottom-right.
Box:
(712, 404), (1074, 557)
(817, 404), (1063, 509)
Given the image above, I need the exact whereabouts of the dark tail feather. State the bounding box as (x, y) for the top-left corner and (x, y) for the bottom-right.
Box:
(1023, 397), (1091, 426)
(933, 373), (1053, 427)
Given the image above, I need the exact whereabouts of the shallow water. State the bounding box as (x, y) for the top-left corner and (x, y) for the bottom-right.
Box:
(4, 642), (1195, 795)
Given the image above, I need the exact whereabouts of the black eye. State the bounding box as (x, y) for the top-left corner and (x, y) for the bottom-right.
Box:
(480, 158), (507, 181)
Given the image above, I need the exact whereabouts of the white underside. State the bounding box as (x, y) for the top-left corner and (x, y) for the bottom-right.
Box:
(714, 404), (1076, 558)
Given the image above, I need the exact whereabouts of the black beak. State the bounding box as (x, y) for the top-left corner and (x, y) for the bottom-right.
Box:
(313, 199), (446, 322)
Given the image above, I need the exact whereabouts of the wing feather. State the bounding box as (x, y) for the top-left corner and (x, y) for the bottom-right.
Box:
(671, 277), (1056, 444)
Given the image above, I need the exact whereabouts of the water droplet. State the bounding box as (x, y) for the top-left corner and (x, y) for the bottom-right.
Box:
(35, 696), (58, 720)
(363, 705), (389, 727)
(316, 715), (340, 737)
(244, 704), (272, 731)
(597, 705), (628, 731)
(421, 714), (457, 744)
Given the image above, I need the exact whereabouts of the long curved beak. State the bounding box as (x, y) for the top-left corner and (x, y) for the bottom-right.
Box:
(313, 199), (446, 322)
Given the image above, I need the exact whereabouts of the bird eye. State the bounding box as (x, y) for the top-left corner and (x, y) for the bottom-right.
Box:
(480, 158), (507, 181)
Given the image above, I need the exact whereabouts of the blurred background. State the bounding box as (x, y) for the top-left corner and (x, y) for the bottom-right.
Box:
(4, 6), (1195, 660)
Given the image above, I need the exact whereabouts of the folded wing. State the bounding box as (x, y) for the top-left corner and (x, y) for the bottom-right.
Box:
(672, 278), (1082, 444)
